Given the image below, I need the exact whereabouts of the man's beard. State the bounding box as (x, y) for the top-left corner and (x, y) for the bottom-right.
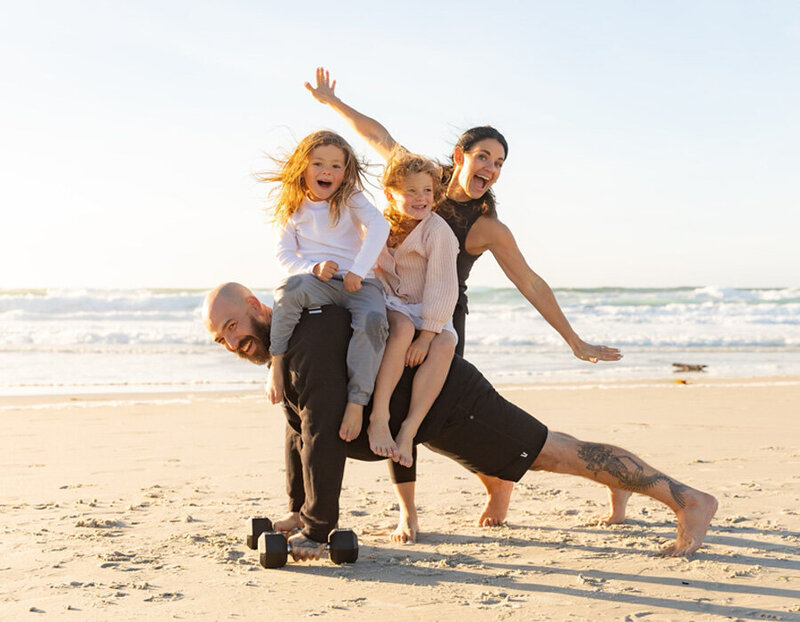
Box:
(235, 316), (272, 365)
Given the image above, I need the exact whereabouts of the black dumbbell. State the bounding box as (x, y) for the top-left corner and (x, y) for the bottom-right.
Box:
(258, 528), (358, 568)
(246, 517), (274, 550)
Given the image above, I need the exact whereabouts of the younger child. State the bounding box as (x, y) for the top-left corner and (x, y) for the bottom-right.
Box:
(263, 130), (390, 441)
(369, 150), (459, 467)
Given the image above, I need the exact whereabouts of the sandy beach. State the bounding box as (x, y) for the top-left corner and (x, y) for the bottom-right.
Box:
(2, 377), (799, 620)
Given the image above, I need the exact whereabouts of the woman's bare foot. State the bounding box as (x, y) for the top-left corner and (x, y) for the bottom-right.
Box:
(476, 474), (514, 526)
(367, 409), (397, 458)
(339, 402), (363, 442)
(272, 511), (303, 534)
(660, 490), (718, 556)
(393, 430), (414, 468)
(391, 511), (419, 543)
(600, 487), (632, 525)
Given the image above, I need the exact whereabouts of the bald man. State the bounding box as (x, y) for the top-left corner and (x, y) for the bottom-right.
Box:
(204, 282), (717, 560)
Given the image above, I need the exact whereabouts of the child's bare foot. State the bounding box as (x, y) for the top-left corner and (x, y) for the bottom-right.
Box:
(266, 363), (284, 404)
(391, 512), (419, 543)
(272, 511), (303, 534)
(660, 490), (718, 557)
(339, 402), (363, 442)
(599, 487), (632, 525)
(477, 474), (513, 526)
(393, 430), (414, 468)
(367, 411), (397, 458)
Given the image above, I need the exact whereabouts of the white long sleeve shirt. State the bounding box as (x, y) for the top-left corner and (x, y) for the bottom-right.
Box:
(275, 191), (390, 279)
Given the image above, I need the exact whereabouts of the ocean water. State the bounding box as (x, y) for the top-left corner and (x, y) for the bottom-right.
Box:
(1, 286), (798, 396)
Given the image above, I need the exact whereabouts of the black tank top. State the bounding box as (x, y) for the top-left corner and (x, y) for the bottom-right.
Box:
(439, 197), (485, 312)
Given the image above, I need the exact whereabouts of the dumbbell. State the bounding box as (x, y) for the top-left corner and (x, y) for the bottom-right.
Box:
(258, 528), (358, 568)
(246, 517), (274, 550)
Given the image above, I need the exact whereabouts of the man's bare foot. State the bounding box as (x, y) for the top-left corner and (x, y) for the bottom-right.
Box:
(476, 474), (514, 526)
(600, 487), (632, 525)
(272, 511), (303, 534)
(660, 490), (718, 557)
(391, 512), (419, 543)
(287, 532), (326, 562)
(393, 430), (414, 468)
(339, 402), (363, 442)
(367, 410), (397, 458)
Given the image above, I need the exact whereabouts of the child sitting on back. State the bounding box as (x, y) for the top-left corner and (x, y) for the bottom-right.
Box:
(262, 130), (389, 441)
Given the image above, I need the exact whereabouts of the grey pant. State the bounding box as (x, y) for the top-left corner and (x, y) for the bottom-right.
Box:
(271, 273), (388, 405)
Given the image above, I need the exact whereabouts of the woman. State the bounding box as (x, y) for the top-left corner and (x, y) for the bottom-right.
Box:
(305, 67), (622, 529)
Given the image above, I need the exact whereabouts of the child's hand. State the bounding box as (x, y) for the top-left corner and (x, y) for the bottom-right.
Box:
(312, 260), (338, 282)
(304, 67), (338, 105)
(343, 272), (362, 292)
(405, 333), (434, 367)
(266, 364), (284, 404)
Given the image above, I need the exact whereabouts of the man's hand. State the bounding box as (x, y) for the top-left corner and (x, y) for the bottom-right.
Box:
(304, 67), (338, 105)
(313, 260), (338, 282)
(405, 331), (435, 367)
(287, 532), (326, 561)
(343, 271), (362, 292)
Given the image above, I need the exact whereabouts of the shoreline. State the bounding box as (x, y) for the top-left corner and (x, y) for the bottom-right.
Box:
(3, 373), (800, 407)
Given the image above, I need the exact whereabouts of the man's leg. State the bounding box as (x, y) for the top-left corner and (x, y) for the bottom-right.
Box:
(274, 422), (305, 533)
(531, 431), (718, 556)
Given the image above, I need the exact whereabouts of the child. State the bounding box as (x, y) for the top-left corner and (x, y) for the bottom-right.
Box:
(263, 130), (390, 441)
(368, 150), (459, 467)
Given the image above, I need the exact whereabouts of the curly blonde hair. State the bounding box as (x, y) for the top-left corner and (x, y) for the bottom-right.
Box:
(259, 130), (366, 227)
(382, 148), (445, 242)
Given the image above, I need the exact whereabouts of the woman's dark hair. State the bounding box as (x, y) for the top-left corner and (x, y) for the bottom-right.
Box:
(440, 125), (508, 221)
(456, 126), (508, 160)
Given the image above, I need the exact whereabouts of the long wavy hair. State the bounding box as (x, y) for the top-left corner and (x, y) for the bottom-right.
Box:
(259, 130), (367, 227)
(439, 125), (509, 222)
(382, 148), (445, 245)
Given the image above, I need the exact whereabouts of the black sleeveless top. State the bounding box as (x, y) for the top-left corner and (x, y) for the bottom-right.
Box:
(439, 197), (485, 312)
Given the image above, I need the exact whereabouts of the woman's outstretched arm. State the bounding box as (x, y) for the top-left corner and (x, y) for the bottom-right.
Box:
(305, 67), (397, 161)
(468, 216), (622, 363)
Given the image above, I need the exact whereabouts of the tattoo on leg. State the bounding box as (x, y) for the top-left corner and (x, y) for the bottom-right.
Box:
(577, 443), (688, 508)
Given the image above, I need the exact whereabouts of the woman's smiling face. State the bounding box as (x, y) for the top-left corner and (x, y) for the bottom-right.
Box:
(454, 138), (506, 200)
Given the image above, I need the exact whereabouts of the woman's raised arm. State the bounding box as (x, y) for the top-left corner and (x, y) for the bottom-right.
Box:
(305, 67), (397, 162)
(468, 216), (622, 364)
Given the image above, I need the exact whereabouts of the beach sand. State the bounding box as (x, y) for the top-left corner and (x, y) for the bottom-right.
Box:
(1, 377), (799, 620)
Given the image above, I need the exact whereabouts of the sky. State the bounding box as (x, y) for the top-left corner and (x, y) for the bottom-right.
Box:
(1, 0), (798, 289)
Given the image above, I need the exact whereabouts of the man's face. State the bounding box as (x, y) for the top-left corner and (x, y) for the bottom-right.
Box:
(205, 297), (272, 365)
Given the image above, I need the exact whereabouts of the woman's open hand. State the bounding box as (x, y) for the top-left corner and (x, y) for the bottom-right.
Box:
(304, 67), (337, 105)
(571, 340), (622, 364)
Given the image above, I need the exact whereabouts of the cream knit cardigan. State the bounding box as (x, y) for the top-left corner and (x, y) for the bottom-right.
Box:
(376, 212), (459, 333)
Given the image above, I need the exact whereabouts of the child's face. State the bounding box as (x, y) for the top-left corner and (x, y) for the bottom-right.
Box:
(386, 172), (435, 221)
(303, 144), (346, 201)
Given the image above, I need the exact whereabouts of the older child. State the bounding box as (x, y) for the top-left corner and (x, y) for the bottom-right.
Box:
(369, 150), (459, 467)
(262, 130), (389, 441)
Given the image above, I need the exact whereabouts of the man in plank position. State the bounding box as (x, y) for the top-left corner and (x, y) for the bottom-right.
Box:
(203, 282), (717, 560)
